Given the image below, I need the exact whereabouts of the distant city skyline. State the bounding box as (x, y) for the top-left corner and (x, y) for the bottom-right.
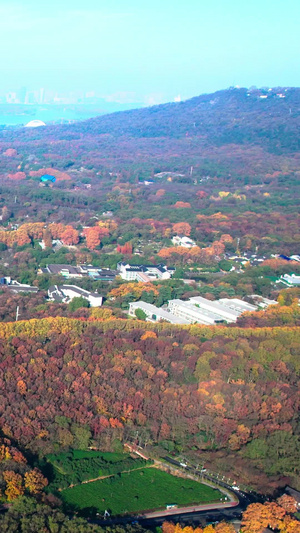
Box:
(0, 1), (299, 106)
(0, 86), (146, 106)
(0, 83), (296, 108)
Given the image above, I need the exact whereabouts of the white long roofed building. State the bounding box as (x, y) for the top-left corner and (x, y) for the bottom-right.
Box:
(129, 301), (189, 324)
(129, 296), (258, 326)
(168, 296), (257, 325)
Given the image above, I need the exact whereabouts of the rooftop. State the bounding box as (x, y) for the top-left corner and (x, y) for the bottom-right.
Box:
(6, 285), (39, 293)
(218, 298), (257, 313)
(130, 301), (189, 324)
(189, 296), (241, 318)
(168, 299), (226, 324)
(60, 285), (101, 299)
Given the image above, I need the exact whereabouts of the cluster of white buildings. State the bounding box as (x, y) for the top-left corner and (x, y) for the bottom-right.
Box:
(171, 235), (196, 248)
(277, 273), (300, 287)
(129, 296), (257, 325)
(117, 262), (175, 282)
(48, 285), (103, 307)
(40, 264), (116, 281)
(128, 301), (190, 325)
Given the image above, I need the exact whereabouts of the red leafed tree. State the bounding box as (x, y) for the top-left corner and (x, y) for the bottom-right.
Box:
(117, 242), (132, 255)
(8, 172), (26, 181)
(196, 190), (208, 199)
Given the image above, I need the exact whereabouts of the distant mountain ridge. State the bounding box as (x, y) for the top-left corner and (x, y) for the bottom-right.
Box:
(53, 86), (300, 153)
(1, 87), (300, 178)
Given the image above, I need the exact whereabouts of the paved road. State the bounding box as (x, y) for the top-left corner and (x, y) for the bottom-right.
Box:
(141, 501), (237, 519)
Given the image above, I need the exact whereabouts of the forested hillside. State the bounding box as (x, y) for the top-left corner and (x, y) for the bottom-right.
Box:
(1, 87), (300, 177)
(60, 86), (300, 152)
(0, 317), (299, 493)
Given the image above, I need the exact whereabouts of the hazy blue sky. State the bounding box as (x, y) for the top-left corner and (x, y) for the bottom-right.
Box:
(1, 0), (299, 103)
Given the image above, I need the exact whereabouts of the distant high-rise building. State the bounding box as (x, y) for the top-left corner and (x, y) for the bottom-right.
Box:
(6, 92), (17, 104)
(39, 88), (45, 104)
(17, 87), (27, 104)
(25, 92), (36, 104)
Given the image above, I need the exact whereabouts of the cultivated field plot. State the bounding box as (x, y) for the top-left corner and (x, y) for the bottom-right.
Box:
(60, 467), (222, 516)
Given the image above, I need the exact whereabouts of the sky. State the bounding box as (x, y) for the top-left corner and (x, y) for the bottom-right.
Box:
(1, 0), (300, 104)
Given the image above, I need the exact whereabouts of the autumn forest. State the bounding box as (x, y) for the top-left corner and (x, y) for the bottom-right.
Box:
(0, 87), (298, 532)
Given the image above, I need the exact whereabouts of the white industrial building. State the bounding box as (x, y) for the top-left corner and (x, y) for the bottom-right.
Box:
(129, 296), (258, 326)
(249, 295), (278, 309)
(168, 296), (257, 325)
(128, 301), (189, 324)
(168, 299), (225, 325)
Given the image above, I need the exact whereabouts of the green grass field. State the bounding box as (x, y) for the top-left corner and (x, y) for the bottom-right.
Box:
(44, 450), (149, 491)
(60, 467), (222, 516)
(46, 450), (126, 463)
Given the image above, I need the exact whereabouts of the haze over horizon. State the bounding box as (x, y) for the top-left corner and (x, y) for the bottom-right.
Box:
(1, 0), (300, 105)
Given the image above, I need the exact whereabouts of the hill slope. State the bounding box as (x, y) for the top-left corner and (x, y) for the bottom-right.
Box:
(1, 87), (300, 177)
(67, 86), (300, 152)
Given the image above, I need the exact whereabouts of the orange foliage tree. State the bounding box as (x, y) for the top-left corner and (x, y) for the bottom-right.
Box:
(162, 522), (235, 533)
(276, 494), (298, 514)
(109, 282), (159, 299)
(60, 226), (79, 245)
(43, 228), (52, 248)
(172, 222), (192, 236)
(173, 201), (191, 208)
(215, 524), (235, 533)
(141, 331), (157, 340)
(241, 502), (289, 533)
(15, 228), (31, 246)
(83, 227), (103, 250)
(98, 219), (118, 232)
(48, 223), (65, 239)
(24, 468), (48, 494)
(3, 471), (24, 501)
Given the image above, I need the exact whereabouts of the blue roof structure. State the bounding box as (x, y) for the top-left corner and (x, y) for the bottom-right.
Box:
(40, 174), (56, 183)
